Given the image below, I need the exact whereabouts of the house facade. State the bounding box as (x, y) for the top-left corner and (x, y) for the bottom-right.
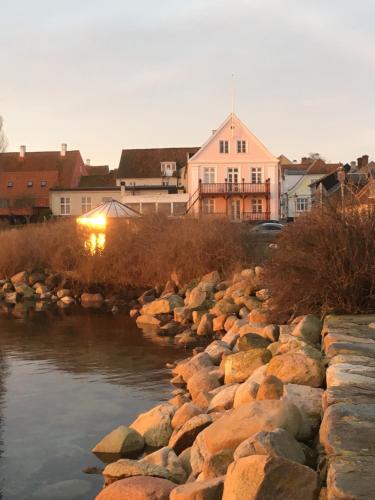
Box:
(186, 113), (279, 221)
(0, 144), (86, 220)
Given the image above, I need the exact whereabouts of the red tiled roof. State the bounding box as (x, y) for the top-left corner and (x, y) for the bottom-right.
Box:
(79, 170), (117, 188)
(86, 165), (110, 176)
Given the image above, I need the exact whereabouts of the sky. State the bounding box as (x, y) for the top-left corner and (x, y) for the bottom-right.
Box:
(1, 0), (374, 169)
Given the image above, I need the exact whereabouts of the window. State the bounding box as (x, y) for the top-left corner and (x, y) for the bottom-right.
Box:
(161, 162), (177, 176)
(7, 181), (13, 188)
(237, 140), (246, 153)
(81, 196), (92, 213)
(251, 198), (263, 213)
(60, 197), (71, 215)
(202, 198), (215, 214)
(251, 167), (262, 184)
(27, 181), (33, 187)
(41, 180), (47, 187)
(296, 197), (309, 212)
(219, 140), (229, 154)
(203, 167), (216, 183)
(173, 202), (187, 215)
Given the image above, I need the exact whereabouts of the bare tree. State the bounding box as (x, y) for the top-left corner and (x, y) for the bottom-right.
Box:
(0, 116), (8, 152)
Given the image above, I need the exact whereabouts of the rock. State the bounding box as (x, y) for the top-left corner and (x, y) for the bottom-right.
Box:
(136, 315), (161, 327)
(256, 288), (270, 301)
(142, 295), (184, 316)
(224, 349), (272, 384)
(96, 476), (176, 500)
(161, 280), (178, 297)
(60, 295), (75, 305)
(262, 324), (280, 342)
(14, 282), (35, 298)
(171, 403), (202, 430)
(140, 447), (186, 484)
(320, 403), (375, 457)
(237, 333), (270, 351)
(4, 291), (18, 303)
(92, 426), (144, 455)
(159, 322), (181, 337)
(282, 384), (323, 431)
(173, 353), (213, 383)
(221, 330), (239, 349)
(267, 341), (280, 356)
(186, 287), (207, 309)
(266, 352), (325, 388)
(200, 271), (221, 285)
(81, 292), (104, 308)
(169, 393), (190, 408)
(205, 340), (232, 364)
(174, 307), (192, 324)
(201, 449), (233, 479)
(197, 313), (214, 337)
(326, 363), (375, 389)
(187, 371), (220, 402)
(102, 459), (171, 486)
(223, 315), (237, 332)
(192, 400), (302, 469)
(208, 384), (239, 412)
(176, 333), (199, 348)
(233, 428), (305, 464)
(326, 455), (375, 500)
(239, 306), (250, 318)
(129, 308), (140, 319)
(243, 296), (262, 311)
(222, 455), (318, 500)
(169, 414), (213, 455)
(248, 308), (271, 327)
(28, 271), (45, 286)
(292, 314), (322, 345)
(256, 375), (283, 400)
(10, 270), (28, 286)
(212, 315), (227, 332)
(214, 290), (225, 301)
(56, 288), (71, 298)
(130, 404), (175, 448)
(233, 379), (259, 408)
(210, 299), (239, 317)
(170, 476), (224, 500)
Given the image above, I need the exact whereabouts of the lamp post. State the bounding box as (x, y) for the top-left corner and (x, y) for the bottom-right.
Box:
(337, 166), (346, 211)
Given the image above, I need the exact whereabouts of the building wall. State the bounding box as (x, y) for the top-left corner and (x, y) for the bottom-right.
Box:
(282, 173), (324, 218)
(116, 177), (180, 187)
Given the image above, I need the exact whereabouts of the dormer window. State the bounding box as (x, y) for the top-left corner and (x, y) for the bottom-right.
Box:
(7, 181), (13, 188)
(219, 140), (229, 154)
(237, 140), (246, 153)
(27, 181), (33, 187)
(161, 162), (176, 177)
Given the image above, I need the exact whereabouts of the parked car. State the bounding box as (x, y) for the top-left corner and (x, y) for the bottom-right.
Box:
(251, 222), (284, 234)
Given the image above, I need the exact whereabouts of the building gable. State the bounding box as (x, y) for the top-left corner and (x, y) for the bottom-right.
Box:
(190, 113), (277, 164)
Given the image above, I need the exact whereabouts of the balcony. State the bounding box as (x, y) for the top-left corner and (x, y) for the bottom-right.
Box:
(200, 211), (271, 222)
(199, 180), (270, 196)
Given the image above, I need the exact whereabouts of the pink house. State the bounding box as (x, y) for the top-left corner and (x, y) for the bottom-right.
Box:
(186, 113), (279, 221)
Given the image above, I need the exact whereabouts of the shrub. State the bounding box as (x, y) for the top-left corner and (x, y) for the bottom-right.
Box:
(264, 205), (375, 317)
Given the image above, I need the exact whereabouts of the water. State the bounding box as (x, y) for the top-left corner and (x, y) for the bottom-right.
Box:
(0, 307), (184, 499)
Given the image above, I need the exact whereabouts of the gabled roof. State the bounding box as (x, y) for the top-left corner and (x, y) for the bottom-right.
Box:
(0, 150), (85, 188)
(86, 165), (110, 175)
(118, 148), (199, 179)
(79, 170), (117, 188)
(282, 159), (341, 177)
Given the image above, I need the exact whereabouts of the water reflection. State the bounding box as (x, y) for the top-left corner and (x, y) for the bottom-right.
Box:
(0, 310), (183, 499)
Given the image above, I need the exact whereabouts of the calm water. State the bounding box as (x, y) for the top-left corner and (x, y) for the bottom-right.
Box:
(0, 306), (184, 499)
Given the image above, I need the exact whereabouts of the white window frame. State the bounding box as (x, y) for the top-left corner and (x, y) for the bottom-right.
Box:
(237, 140), (247, 153)
(40, 180), (47, 187)
(7, 181), (13, 188)
(251, 198), (263, 213)
(251, 167), (262, 184)
(202, 198), (215, 214)
(296, 196), (309, 212)
(203, 167), (216, 183)
(27, 180), (33, 187)
(60, 197), (71, 215)
(81, 196), (92, 213)
(219, 140), (229, 154)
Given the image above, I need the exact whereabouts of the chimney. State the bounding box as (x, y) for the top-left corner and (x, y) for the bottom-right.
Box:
(20, 145), (26, 158)
(362, 155), (369, 167)
(212, 129), (217, 135)
(120, 181), (126, 198)
(301, 157), (310, 165)
(357, 157), (363, 169)
(61, 143), (67, 157)
(85, 158), (91, 166)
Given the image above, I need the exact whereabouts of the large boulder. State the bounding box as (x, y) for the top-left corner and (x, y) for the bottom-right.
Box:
(142, 295), (184, 316)
(237, 333), (270, 351)
(187, 370), (220, 402)
(169, 414), (213, 455)
(10, 270), (28, 286)
(191, 400), (302, 468)
(171, 403), (202, 430)
(140, 447), (187, 484)
(197, 313), (214, 337)
(14, 282), (35, 298)
(81, 292), (104, 308)
(170, 476), (224, 500)
(207, 384), (239, 413)
(292, 314), (322, 345)
(174, 307), (192, 324)
(224, 349), (272, 384)
(210, 299), (239, 317)
(201, 449), (234, 480)
(186, 287), (206, 309)
(233, 428), (305, 464)
(136, 315), (161, 327)
(282, 384), (323, 431)
(96, 476), (176, 500)
(233, 379), (259, 408)
(222, 455), (318, 500)
(102, 459), (170, 486)
(266, 351), (325, 388)
(173, 353), (213, 383)
(130, 404), (175, 448)
(248, 308), (271, 327)
(205, 340), (232, 364)
(92, 425), (144, 455)
(256, 375), (283, 401)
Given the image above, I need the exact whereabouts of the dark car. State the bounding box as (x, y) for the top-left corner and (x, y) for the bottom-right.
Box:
(251, 222), (284, 234)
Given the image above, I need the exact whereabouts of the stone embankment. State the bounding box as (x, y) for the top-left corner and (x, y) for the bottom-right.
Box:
(92, 268), (329, 500)
(319, 314), (375, 500)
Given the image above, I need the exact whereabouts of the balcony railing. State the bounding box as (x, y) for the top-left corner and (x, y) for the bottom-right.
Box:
(199, 180), (270, 196)
(200, 211), (271, 222)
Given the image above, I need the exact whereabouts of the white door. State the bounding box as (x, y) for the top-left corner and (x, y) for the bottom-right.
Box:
(230, 199), (241, 221)
(227, 168), (239, 192)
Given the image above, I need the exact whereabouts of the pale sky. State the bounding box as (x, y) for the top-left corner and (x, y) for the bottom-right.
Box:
(1, 0), (374, 169)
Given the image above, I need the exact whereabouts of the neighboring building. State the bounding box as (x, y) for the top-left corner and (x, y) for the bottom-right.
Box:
(0, 144), (86, 220)
(186, 113), (279, 221)
(280, 156), (341, 219)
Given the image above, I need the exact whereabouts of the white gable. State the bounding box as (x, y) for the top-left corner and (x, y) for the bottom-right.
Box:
(190, 113), (277, 164)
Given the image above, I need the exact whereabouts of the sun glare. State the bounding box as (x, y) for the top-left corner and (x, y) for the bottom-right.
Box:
(76, 216), (107, 230)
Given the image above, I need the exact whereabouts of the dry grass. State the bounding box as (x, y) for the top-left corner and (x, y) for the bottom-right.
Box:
(264, 205), (375, 317)
(0, 215), (252, 288)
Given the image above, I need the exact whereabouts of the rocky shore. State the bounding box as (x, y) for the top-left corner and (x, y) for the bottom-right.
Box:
(91, 268), (329, 499)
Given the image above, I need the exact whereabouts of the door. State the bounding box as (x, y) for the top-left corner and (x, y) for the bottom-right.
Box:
(227, 168), (239, 192)
(230, 199), (241, 221)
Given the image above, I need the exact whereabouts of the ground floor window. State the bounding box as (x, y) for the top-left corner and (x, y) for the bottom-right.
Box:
(296, 197), (309, 211)
(202, 198), (215, 214)
(173, 202), (187, 215)
(60, 197), (71, 215)
(81, 196), (92, 213)
(251, 198), (263, 213)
